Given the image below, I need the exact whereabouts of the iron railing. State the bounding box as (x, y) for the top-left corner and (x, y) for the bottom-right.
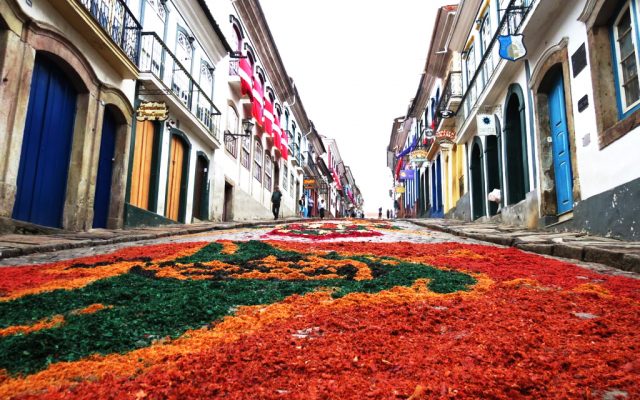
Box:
(229, 59), (240, 76)
(435, 71), (463, 127)
(458, 0), (535, 124)
(78, 0), (141, 63)
(139, 32), (221, 140)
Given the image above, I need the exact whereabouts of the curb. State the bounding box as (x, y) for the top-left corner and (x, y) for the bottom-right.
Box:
(408, 220), (640, 273)
(0, 218), (306, 261)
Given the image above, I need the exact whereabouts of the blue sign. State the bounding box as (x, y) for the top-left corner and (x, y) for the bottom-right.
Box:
(399, 169), (415, 181)
(498, 34), (527, 61)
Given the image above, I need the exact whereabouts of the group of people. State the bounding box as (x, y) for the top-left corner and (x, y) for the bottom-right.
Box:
(270, 187), (325, 220)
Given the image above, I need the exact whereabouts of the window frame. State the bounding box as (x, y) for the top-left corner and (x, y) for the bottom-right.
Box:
(611, 0), (640, 115)
(264, 153), (272, 191)
(253, 141), (263, 182)
(225, 105), (239, 158)
(240, 135), (251, 169)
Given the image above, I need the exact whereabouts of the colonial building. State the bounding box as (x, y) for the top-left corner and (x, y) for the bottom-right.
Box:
(390, 0), (640, 239)
(1, 0), (140, 230)
(125, 0), (230, 227)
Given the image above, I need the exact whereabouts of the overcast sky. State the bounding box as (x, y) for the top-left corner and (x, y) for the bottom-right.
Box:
(259, 0), (451, 215)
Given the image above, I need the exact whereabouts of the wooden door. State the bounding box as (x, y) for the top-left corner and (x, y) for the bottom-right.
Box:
(166, 135), (185, 221)
(93, 109), (117, 228)
(13, 55), (77, 228)
(548, 75), (574, 214)
(130, 120), (155, 210)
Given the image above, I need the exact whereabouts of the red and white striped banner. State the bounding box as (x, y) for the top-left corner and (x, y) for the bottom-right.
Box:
(251, 77), (264, 126)
(238, 57), (253, 98)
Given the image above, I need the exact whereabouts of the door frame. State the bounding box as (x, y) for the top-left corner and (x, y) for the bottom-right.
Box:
(164, 128), (192, 223)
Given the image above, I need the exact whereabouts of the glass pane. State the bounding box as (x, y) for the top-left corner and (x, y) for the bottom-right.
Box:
(619, 31), (634, 59)
(622, 57), (637, 83)
(624, 77), (640, 105)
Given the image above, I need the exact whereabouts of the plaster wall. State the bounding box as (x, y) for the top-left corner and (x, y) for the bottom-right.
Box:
(528, 1), (640, 201)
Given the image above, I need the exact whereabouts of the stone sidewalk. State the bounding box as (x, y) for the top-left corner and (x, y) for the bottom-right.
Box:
(0, 218), (304, 260)
(408, 218), (640, 272)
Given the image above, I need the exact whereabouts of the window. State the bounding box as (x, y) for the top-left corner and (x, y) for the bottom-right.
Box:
(283, 165), (288, 191)
(479, 11), (493, 84)
(465, 43), (477, 104)
(613, 2), (640, 112)
(290, 173), (295, 193)
(264, 153), (272, 190)
(197, 61), (214, 130)
(253, 141), (263, 182)
(241, 135), (251, 169)
(173, 30), (193, 106)
(225, 106), (239, 157)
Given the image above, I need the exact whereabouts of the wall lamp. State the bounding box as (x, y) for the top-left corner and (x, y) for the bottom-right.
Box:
(224, 118), (254, 142)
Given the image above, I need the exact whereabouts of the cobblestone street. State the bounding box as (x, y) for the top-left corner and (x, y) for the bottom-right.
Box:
(1, 220), (639, 398)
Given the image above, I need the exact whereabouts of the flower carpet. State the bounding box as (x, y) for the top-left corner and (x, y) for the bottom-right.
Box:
(0, 221), (639, 399)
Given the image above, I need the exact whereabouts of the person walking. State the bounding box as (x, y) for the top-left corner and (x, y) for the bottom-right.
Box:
(319, 198), (326, 219)
(298, 195), (305, 218)
(378, 207), (383, 219)
(307, 195), (314, 218)
(271, 185), (282, 220)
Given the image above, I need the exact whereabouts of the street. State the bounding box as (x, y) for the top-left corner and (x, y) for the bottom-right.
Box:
(1, 220), (639, 399)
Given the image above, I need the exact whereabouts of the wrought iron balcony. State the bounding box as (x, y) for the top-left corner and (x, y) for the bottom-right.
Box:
(78, 0), (140, 64)
(228, 59), (242, 95)
(139, 32), (221, 140)
(458, 0), (535, 126)
(435, 71), (463, 130)
(50, 0), (141, 78)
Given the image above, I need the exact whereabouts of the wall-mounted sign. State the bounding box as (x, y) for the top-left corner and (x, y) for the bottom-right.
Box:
(409, 149), (429, 163)
(136, 101), (169, 121)
(399, 169), (415, 180)
(498, 34), (527, 61)
(395, 186), (405, 194)
(303, 179), (316, 188)
(436, 130), (456, 145)
(476, 114), (496, 136)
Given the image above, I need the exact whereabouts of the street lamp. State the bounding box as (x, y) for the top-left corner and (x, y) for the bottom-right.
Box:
(224, 118), (254, 142)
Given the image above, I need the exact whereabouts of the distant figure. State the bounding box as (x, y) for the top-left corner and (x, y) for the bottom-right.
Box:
(271, 185), (282, 220)
(378, 207), (382, 219)
(319, 198), (326, 219)
(298, 195), (305, 218)
(307, 196), (315, 218)
(386, 209), (390, 219)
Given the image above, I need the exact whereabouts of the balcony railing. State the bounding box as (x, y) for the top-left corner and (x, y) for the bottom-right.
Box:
(435, 71), (463, 127)
(78, 0), (141, 64)
(139, 32), (221, 139)
(458, 0), (535, 125)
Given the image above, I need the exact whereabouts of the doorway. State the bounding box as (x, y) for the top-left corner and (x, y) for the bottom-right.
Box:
(547, 73), (574, 214)
(166, 133), (189, 222)
(504, 85), (529, 205)
(93, 108), (117, 228)
(223, 182), (233, 222)
(192, 153), (209, 221)
(486, 135), (501, 216)
(470, 140), (486, 220)
(13, 54), (77, 228)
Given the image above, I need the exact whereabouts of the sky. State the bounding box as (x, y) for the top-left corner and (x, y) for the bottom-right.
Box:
(259, 0), (451, 215)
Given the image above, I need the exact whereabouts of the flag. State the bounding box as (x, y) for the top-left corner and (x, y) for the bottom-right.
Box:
(263, 98), (274, 136)
(238, 57), (253, 98)
(280, 120), (288, 160)
(273, 115), (282, 153)
(251, 77), (263, 126)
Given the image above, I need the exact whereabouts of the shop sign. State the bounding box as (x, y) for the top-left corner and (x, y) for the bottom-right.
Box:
(436, 130), (456, 145)
(303, 179), (316, 188)
(395, 186), (405, 194)
(399, 169), (415, 180)
(136, 101), (169, 121)
(409, 149), (429, 163)
(476, 114), (496, 136)
(498, 34), (527, 61)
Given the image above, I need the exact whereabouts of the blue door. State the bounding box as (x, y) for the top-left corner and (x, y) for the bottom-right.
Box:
(13, 55), (77, 228)
(548, 75), (573, 214)
(93, 109), (117, 228)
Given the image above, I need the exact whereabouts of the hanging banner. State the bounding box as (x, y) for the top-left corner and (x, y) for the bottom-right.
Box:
(399, 169), (415, 181)
(498, 34), (527, 61)
(136, 101), (169, 121)
(476, 114), (496, 136)
(409, 149), (429, 163)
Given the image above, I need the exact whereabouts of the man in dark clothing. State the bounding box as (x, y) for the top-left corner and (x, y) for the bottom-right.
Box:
(271, 186), (282, 220)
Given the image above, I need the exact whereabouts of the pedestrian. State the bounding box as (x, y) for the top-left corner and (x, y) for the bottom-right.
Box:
(386, 209), (390, 219)
(271, 185), (282, 220)
(378, 207), (382, 219)
(319, 198), (326, 219)
(307, 195), (315, 218)
(298, 195), (305, 218)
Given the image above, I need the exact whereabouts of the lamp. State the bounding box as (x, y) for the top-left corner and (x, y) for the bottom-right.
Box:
(224, 118), (254, 142)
